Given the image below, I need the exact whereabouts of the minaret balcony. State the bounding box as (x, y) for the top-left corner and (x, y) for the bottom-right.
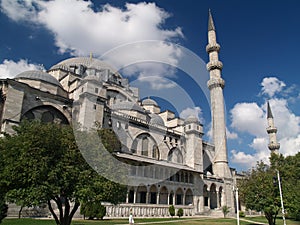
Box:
(206, 61), (223, 71)
(206, 43), (220, 53)
(267, 127), (277, 134)
(268, 143), (280, 151)
(207, 78), (225, 90)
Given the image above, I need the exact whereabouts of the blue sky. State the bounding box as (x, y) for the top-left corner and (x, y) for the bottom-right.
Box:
(0, 0), (300, 172)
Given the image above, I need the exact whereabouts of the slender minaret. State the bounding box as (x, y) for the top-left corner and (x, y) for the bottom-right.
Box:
(206, 10), (230, 178)
(266, 102), (280, 155)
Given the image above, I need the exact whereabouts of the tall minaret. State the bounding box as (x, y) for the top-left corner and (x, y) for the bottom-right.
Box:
(206, 10), (230, 178)
(266, 102), (280, 155)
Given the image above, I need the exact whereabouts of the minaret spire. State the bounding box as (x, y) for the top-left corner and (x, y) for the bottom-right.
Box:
(267, 101), (273, 119)
(266, 102), (280, 155)
(206, 10), (230, 178)
(208, 9), (215, 31)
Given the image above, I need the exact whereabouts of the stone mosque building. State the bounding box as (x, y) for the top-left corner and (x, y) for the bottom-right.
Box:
(0, 12), (239, 217)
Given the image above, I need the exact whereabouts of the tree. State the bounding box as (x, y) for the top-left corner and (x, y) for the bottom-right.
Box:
(221, 205), (230, 218)
(270, 153), (300, 221)
(0, 120), (126, 225)
(0, 196), (7, 223)
(169, 205), (175, 217)
(238, 161), (280, 225)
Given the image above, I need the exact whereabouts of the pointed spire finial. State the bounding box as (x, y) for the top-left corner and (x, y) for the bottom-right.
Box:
(267, 101), (273, 119)
(208, 9), (216, 31)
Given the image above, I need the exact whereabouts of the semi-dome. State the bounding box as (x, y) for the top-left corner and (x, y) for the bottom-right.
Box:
(149, 114), (165, 126)
(14, 70), (63, 88)
(50, 57), (121, 78)
(112, 101), (145, 113)
(142, 98), (158, 106)
(184, 115), (199, 124)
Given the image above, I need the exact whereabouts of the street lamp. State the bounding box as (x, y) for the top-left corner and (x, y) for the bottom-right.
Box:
(233, 186), (240, 225)
(276, 170), (286, 225)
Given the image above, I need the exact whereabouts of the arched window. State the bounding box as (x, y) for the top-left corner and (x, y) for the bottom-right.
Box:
(142, 137), (148, 156)
(168, 148), (183, 164)
(152, 145), (159, 159)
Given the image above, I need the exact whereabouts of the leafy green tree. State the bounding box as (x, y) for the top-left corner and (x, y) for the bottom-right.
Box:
(0, 121), (126, 225)
(239, 161), (280, 225)
(270, 153), (300, 221)
(169, 205), (175, 217)
(0, 196), (7, 223)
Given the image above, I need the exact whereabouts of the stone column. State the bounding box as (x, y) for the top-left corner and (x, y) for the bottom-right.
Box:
(146, 192), (149, 204)
(133, 190), (137, 204)
(207, 189), (211, 209)
(126, 189), (129, 203)
(156, 192), (160, 204)
(167, 192), (170, 205)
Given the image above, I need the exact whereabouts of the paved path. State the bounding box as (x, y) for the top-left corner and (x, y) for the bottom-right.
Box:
(115, 217), (268, 225)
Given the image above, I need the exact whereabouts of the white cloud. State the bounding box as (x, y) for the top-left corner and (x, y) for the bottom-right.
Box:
(1, 0), (184, 89)
(180, 106), (203, 123)
(230, 102), (266, 137)
(261, 77), (286, 97)
(230, 150), (257, 168)
(0, 59), (43, 79)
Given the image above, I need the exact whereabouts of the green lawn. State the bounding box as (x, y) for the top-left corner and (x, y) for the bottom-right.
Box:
(2, 217), (300, 225)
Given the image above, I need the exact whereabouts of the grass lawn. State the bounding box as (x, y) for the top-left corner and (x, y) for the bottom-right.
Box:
(2, 217), (300, 225)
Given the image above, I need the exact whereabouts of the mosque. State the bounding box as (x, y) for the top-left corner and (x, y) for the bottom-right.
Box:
(0, 11), (240, 217)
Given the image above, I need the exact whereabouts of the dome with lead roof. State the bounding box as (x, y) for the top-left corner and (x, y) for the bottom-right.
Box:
(149, 114), (164, 126)
(15, 70), (63, 88)
(142, 98), (158, 106)
(184, 115), (199, 124)
(49, 57), (121, 78)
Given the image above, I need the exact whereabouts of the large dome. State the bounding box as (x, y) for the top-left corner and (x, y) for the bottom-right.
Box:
(50, 57), (121, 77)
(15, 70), (63, 88)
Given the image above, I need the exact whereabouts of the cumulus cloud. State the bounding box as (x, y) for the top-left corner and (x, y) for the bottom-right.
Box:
(180, 106), (203, 123)
(1, 0), (184, 88)
(0, 59), (44, 79)
(230, 102), (266, 137)
(230, 150), (257, 168)
(261, 77), (286, 97)
(230, 77), (300, 170)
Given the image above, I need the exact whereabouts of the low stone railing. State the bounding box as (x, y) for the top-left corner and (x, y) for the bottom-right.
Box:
(103, 203), (194, 218)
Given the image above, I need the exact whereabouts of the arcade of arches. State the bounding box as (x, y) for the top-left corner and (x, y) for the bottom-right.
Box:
(126, 183), (224, 210)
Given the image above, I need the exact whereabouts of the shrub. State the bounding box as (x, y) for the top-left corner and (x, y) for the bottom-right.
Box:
(239, 211), (245, 217)
(169, 205), (175, 217)
(80, 201), (106, 220)
(222, 205), (230, 218)
(177, 208), (184, 218)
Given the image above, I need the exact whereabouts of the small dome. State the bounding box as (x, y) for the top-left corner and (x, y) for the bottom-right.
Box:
(184, 115), (199, 124)
(112, 101), (145, 113)
(142, 98), (158, 106)
(50, 57), (121, 78)
(15, 70), (63, 88)
(149, 114), (164, 126)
